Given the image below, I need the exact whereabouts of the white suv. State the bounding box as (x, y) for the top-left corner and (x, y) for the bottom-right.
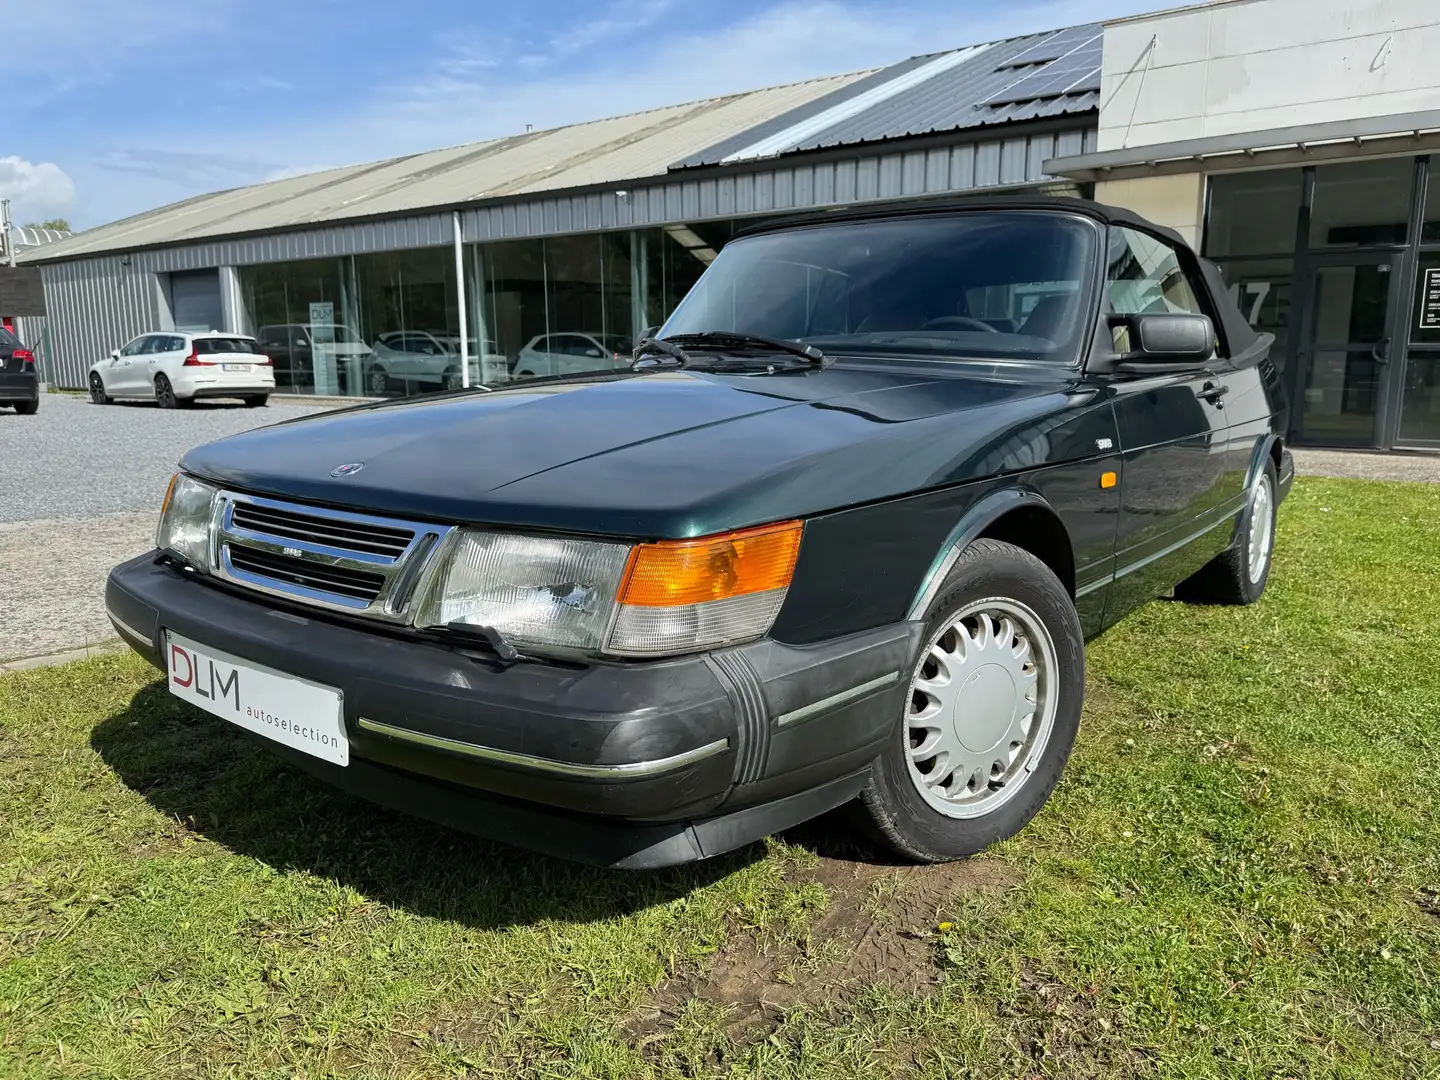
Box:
(514, 332), (634, 379)
(89, 331), (276, 409)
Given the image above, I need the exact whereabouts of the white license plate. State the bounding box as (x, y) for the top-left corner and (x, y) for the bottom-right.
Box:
(223, 363), (251, 372)
(165, 631), (348, 765)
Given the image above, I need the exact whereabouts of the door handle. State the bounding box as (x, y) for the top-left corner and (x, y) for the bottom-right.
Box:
(1372, 338), (1391, 364)
(1196, 382), (1229, 406)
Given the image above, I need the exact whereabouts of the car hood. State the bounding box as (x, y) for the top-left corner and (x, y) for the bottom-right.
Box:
(181, 365), (1107, 537)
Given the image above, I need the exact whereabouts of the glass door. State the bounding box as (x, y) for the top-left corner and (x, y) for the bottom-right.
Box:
(1399, 252), (1440, 447)
(1292, 254), (1405, 446)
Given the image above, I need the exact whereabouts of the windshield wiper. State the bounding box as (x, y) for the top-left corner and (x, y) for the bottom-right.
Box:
(667, 331), (828, 367)
(631, 335), (692, 369)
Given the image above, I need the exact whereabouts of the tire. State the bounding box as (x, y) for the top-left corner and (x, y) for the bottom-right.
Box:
(13, 398), (38, 415)
(367, 367), (389, 395)
(155, 374), (181, 409)
(1177, 459), (1277, 606)
(442, 369), (463, 392)
(858, 538), (1085, 862)
(243, 394), (269, 408)
(89, 373), (112, 405)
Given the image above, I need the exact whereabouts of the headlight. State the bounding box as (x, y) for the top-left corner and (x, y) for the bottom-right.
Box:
(415, 533), (631, 652)
(416, 521), (803, 658)
(156, 473), (218, 570)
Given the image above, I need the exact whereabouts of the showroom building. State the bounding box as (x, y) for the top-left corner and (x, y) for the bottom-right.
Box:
(1049, 0), (1440, 450)
(20, 0), (1440, 450)
(17, 24), (1103, 397)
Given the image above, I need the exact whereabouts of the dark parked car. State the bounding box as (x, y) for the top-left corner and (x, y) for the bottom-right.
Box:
(0, 325), (39, 414)
(106, 198), (1292, 868)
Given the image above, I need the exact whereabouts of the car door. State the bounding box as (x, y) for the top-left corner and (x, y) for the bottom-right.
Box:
(1102, 226), (1244, 626)
(108, 336), (152, 395)
(144, 334), (186, 391)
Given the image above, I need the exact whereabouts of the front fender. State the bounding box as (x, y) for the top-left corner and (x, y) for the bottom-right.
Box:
(905, 487), (1061, 620)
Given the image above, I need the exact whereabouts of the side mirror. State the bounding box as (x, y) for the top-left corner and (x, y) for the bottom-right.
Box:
(586, 348), (603, 358)
(1112, 313), (1215, 374)
(638, 325), (660, 342)
(110, 350), (120, 360)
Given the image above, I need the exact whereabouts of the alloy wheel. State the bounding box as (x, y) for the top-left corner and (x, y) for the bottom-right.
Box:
(89, 374), (107, 404)
(368, 368), (388, 394)
(1248, 473), (1274, 583)
(905, 598), (1058, 819)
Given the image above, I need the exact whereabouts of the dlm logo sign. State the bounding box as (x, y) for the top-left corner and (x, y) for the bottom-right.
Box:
(170, 642), (241, 712)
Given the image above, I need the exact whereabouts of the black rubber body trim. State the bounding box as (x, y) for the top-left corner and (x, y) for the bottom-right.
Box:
(254, 734), (868, 869)
(1277, 449), (1295, 504)
(707, 649), (769, 783)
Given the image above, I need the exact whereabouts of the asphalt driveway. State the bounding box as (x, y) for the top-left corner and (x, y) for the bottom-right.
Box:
(1, 393), (332, 661)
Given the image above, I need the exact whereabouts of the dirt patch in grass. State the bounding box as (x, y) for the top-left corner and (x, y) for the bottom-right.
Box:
(628, 847), (1016, 1048)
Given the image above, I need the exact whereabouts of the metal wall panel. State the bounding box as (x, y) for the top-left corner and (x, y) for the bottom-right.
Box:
(464, 124), (1093, 240)
(41, 257), (161, 388)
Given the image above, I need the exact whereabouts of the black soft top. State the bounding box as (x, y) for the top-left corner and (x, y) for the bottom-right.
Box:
(736, 195), (1261, 358)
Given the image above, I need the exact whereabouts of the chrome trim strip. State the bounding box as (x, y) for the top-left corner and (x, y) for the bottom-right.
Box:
(356, 717), (731, 779)
(107, 606), (153, 646)
(1112, 503), (1241, 583)
(1075, 576), (1110, 598)
(775, 671), (901, 729)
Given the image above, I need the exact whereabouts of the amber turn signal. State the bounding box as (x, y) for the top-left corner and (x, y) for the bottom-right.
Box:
(1100, 471), (1118, 489)
(160, 472), (179, 514)
(617, 521), (803, 608)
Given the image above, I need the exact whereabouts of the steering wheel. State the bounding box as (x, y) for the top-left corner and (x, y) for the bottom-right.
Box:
(919, 316), (1001, 333)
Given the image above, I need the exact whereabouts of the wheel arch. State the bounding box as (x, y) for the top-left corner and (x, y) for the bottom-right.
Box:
(905, 488), (1076, 621)
(1248, 433), (1282, 490)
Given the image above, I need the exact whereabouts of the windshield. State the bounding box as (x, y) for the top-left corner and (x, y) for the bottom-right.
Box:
(661, 212), (1097, 364)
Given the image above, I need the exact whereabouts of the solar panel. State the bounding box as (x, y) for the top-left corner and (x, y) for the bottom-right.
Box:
(982, 32), (1102, 106)
(995, 24), (1099, 71)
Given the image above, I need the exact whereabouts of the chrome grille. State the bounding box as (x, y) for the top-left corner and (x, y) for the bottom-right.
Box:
(228, 544), (387, 602)
(214, 493), (453, 620)
(231, 501), (414, 558)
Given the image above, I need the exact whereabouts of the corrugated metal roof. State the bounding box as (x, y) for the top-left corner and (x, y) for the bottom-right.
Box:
(677, 23), (1103, 166)
(25, 73), (869, 264)
(27, 19), (1105, 266)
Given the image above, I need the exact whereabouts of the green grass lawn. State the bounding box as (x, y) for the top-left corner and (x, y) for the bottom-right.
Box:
(3, 477), (1438, 1079)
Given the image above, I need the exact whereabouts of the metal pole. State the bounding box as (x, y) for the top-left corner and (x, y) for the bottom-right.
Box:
(1, 199), (15, 267)
(453, 211), (470, 388)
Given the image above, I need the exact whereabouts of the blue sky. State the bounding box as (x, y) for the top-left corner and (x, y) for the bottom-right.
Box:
(0, 0), (1161, 230)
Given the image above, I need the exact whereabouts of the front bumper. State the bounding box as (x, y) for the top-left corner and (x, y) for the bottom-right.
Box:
(0, 371), (38, 403)
(106, 553), (918, 867)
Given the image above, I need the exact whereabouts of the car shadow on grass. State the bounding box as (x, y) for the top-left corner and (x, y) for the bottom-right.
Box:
(91, 680), (760, 929)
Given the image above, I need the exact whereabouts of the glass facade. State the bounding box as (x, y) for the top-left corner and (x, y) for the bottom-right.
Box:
(1204, 154), (1440, 448)
(237, 222), (743, 397)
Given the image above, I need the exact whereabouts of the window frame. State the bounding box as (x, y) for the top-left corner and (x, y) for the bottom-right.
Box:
(1101, 224), (1231, 361)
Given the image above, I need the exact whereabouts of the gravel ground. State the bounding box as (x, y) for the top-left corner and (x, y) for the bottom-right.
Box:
(1, 393), (332, 661)
(1, 392), (330, 523)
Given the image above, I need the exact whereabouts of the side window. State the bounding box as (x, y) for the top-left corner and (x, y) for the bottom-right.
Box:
(168, 336), (186, 352)
(142, 336), (169, 355)
(121, 337), (150, 356)
(1106, 228), (1206, 317)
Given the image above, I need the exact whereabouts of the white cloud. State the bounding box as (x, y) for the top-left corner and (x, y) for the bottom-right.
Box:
(60, 0), (1167, 225)
(0, 157), (77, 224)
